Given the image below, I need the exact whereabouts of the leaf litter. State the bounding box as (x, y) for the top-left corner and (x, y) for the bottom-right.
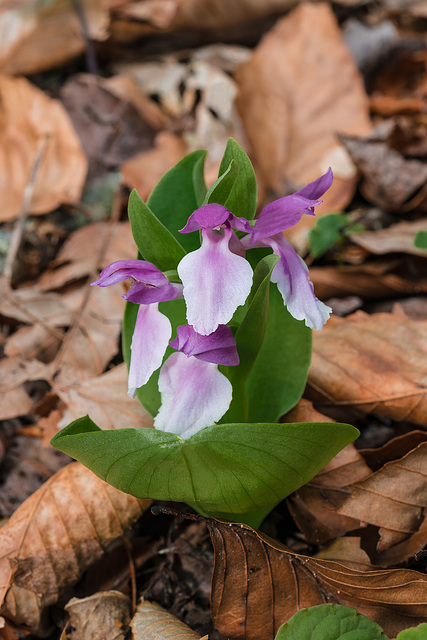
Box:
(1, 1), (427, 639)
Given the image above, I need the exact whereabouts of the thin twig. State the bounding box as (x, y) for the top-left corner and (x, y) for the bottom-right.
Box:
(4, 135), (49, 283)
(71, 0), (98, 75)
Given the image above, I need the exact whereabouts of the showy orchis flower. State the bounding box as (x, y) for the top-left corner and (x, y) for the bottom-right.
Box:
(92, 259), (181, 397)
(154, 324), (238, 439)
(177, 204), (254, 335)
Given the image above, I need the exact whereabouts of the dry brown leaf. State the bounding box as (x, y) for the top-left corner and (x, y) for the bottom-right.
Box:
(235, 3), (371, 230)
(0, 357), (52, 420)
(122, 132), (188, 202)
(65, 591), (131, 640)
(307, 311), (427, 426)
(316, 537), (374, 572)
(130, 600), (202, 640)
(0, 75), (87, 222)
(349, 219), (427, 257)
(310, 260), (427, 300)
(0, 462), (151, 635)
(55, 364), (153, 431)
(0, 0), (109, 75)
(208, 518), (427, 640)
(337, 442), (427, 552)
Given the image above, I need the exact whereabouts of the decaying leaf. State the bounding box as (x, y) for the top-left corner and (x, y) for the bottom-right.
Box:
(208, 518), (427, 640)
(235, 3), (371, 228)
(349, 219), (427, 257)
(65, 591), (131, 640)
(0, 75), (87, 222)
(307, 311), (427, 426)
(0, 462), (151, 635)
(130, 600), (202, 640)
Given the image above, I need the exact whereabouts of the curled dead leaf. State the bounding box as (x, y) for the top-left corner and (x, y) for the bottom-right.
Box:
(130, 600), (202, 640)
(65, 591), (131, 640)
(0, 462), (151, 635)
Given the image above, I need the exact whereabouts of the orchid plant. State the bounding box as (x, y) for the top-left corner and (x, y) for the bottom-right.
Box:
(52, 139), (358, 528)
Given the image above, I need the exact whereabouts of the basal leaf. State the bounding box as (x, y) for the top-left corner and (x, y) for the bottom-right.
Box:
(275, 605), (388, 640)
(128, 190), (186, 272)
(396, 623), (427, 639)
(51, 418), (358, 518)
(147, 149), (207, 253)
(122, 298), (187, 417)
(246, 285), (312, 422)
(204, 159), (239, 206)
(218, 138), (257, 220)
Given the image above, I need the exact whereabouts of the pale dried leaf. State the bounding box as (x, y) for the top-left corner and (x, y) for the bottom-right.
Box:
(235, 3), (371, 226)
(349, 219), (427, 257)
(0, 357), (52, 420)
(316, 537), (374, 572)
(0, 75), (87, 221)
(131, 600), (202, 640)
(65, 591), (131, 640)
(0, 462), (151, 635)
(56, 364), (153, 430)
(307, 312), (427, 426)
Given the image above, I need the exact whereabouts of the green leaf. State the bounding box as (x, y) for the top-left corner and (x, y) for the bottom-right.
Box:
(204, 159), (239, 205)
(395, 623), (427, 640)
(51, 418), (358, 518)
(122, 297), (187, 417)
(220, 254), (279, 423)
(218, 138), (257, 220)
(128, 190), (186, 272)
(275, 605), (388, 640)
(309, 213), (351, 258)
(246, 285), (312, 422)
(147, 149), (207, 253)
(414, 230), (427, 250)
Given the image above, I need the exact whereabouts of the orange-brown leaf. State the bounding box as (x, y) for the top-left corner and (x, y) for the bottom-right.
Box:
(208, 519), (427, 640)
(0, 462), (151, 635)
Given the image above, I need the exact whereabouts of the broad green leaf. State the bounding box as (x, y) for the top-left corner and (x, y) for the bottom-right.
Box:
(220, 254), (279, 423)
(147, 149), (207, 253)
(396, 623), (427, 640)
(246, 285), (312, 422)
(51, 418), (358, 518)
(122, 298), (187, 417)
(128, 190), (186, 272)
(204, 159), (239, 205)
(414, 230), (427, 250)
(275, 605), (387, 640)
(218, 138), (257, 220)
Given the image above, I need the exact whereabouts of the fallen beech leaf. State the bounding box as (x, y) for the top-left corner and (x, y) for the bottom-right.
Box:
(0, 0), (109, 75)
(65, 591), (131, 640)
(349, 219), (427, 257)
(56, 364), (153, 431)
(208, 519), (427, 640)
(0, 462), (151, 635)
(361, 431), (427, 472)
(0, 75), (87, 222)
(122, 132), (188, 202)
(337, 442), (427, 552)
(310, 261), (427, 301)
(235, 4), (371, 222)
(307, 312), (427, 426)
(316, 537), (374, 572)
(130, 600), (202, 640)
(0, 357), (51, 420)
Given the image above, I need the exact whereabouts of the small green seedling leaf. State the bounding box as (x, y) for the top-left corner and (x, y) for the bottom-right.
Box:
(309, 212), (362, 258)
(204, 159), (239, 205)
(147, 149), (207, 253)
(275, 604), (388, 640)
(218, 138), (257, 220)
(51, 418), (358, 519)
(414, 231), (427, 250)
(395, 623), (427, 640)
(128, 190), (186, 272)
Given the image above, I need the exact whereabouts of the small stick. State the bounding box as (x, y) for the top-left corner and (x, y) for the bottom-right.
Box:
(71, 0), (98, 75)
(3, 135), (49, 283)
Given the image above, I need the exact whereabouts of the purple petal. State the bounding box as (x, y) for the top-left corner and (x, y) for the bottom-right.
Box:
(91, 259), (178, 305)
(177, 226), (253, 335)
(170, 324), (239, 366)
(265, 234), (331, 331)
(180, 203), (231, 233)
(250, 168), (333, 245)
(154, 352), (232, 439)
(128, 303), (171, 398)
